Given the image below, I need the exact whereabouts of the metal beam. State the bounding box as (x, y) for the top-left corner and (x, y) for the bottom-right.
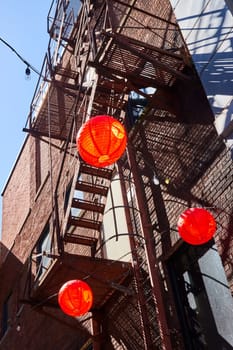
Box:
(89, 61), (162, 88)
(112, 0), (179, 27)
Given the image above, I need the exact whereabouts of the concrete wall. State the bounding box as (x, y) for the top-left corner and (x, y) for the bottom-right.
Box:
(170, 0), (233, 153)
(103, 173), (131, 262)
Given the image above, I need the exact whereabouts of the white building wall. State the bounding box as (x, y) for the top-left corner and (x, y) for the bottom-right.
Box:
(102, 174), (131, 262)
(170, 0), (233, 154)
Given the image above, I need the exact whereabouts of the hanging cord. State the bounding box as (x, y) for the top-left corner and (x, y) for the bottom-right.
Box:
(0, 36), (45, 79)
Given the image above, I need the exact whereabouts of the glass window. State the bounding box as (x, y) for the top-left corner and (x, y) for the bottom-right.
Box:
(36, 223), (52, 279)
(127, 87), (156, 127)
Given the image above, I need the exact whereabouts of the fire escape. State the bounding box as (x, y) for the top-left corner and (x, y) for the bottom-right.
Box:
(23, 0), (192, 348)
(23, 0), (131, 328)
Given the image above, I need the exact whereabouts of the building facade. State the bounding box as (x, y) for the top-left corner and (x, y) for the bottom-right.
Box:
(1, 0), (233, 349)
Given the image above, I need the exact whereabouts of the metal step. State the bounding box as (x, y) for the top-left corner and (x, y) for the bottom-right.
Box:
(68, 216), (102, 231)
(63, 234), (98, 257)
(75, 180), (109, 196)
(72, 198), (105, 213)
(80, 163), (113, 180)
(63, 233), (97, 246)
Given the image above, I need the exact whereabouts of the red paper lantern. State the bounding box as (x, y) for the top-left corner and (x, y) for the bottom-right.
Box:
(76, 115), (127, 168)
(177, 208), (216, 245)
(58, 280), (93, 317)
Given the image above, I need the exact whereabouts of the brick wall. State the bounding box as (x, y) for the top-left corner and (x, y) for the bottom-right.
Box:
(0, 131), (91, 349)
(1, 138), (31, 252)
(1, 0), (232, 349)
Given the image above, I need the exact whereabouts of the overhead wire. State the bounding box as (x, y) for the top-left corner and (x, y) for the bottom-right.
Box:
(0, 36), (45, 79)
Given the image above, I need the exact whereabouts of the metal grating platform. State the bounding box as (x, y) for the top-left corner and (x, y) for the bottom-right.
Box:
(30, 253), (132, 310)
(94, 32), (186, 89)
(25, 84), (86, 141)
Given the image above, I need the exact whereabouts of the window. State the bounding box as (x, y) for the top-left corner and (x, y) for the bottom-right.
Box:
(36, 223), (52, 279)
(168, 243), (233, 349)
(35, 137), (49, 193)
(127, 87), (156, 128)
(127, 91), (148, 127)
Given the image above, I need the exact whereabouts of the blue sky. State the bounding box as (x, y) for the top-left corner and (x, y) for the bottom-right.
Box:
(0, 1), (51, 230)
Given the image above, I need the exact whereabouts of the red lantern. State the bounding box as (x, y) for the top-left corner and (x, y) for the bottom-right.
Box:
(177, 208), (216, 245)
(58, 280), (93, 317)
(76, 115), (127, 168)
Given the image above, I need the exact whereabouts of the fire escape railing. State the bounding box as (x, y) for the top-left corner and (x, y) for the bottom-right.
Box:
(21, 2), (195, 348)
(23, 53), (51, 134)
(23, 0), (192, 266)
(23, 0), (192, 270)
(24, 1), (84, 139)
(89, 0), (190, 91)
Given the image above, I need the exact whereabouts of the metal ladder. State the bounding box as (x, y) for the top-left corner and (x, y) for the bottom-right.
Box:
(62, 161), (113, 256)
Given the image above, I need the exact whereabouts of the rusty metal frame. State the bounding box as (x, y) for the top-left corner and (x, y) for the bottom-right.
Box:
(117, 163), (155, 349)
(103, 31), (190, 81)
(111, 0), (179, 27)
(125, 141), (173, 350)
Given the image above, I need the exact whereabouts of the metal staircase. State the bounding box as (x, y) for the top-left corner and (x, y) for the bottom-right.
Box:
(62, 161), (114, 256)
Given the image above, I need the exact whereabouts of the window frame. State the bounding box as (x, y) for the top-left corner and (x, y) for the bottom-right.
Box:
(36, 222), (52, 279)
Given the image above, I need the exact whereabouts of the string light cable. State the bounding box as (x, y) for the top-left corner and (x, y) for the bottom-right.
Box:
(0, 36), (45, 79)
